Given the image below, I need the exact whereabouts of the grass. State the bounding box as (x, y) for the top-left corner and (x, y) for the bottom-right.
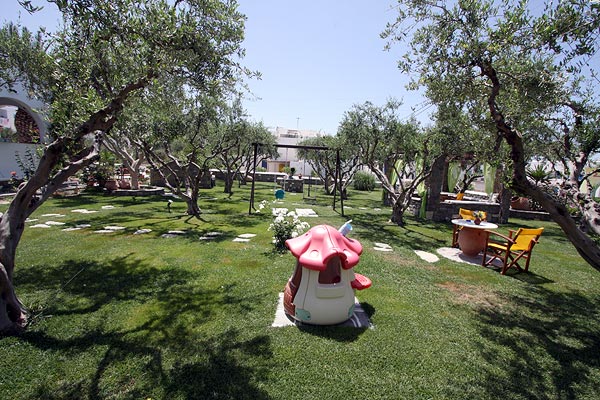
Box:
(1, 182), (599, 399)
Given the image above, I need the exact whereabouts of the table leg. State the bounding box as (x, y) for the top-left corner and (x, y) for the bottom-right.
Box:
(458, 228), (488, 257)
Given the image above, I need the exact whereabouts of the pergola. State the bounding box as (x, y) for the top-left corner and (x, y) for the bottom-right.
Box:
(248, 142), (345, 217)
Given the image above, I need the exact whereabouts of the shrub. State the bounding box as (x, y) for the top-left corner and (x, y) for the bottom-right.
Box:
(266, 206), (310, 252)
(353, 171), (376, 191)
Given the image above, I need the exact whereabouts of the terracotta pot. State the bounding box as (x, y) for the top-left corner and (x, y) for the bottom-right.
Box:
(511, 197), (530, 210)
(104, 179), (118, 191)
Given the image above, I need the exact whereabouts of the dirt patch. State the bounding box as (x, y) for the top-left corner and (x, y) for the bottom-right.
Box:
(437, 281), (501, 309)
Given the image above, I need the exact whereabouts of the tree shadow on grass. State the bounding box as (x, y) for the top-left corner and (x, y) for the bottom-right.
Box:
(294, 301), (375, 343)
(14, 255), (275, 399)
(297, 324), (368, 342)
(470, 287), (600, 399)
(350, 213), (449, 251)
(24, 328), (273, 400)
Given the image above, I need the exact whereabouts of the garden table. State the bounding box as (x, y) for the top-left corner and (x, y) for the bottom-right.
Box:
(451, 219), (498, 257)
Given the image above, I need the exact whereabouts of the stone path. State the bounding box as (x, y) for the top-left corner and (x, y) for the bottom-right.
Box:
(436, 247), (502, 268)
(46, 221), (66, 226)
(72, 209), (98, 214)
(295, 208), (318, 217)
(30, 223), (51, 228)
(414, 250), (439, 263)
(233, 233), (257, 242)
(373, 242), (393, 252)
(272, 208), (319, 218)
(161, 230), (186, 238)
(272, 292), (372, 328)
(198, 231), (222, 240)
(94, 226), (126, 234)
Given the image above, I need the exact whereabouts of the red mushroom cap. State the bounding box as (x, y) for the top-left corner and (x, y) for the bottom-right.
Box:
(285, 225), (362, 271)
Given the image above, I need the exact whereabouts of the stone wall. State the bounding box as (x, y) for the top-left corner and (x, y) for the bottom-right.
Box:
(409, 197), (551, 222)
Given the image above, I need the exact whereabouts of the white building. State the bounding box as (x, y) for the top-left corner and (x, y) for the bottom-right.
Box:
(0, 84), (48, 181)
(266, 126), (322, 176)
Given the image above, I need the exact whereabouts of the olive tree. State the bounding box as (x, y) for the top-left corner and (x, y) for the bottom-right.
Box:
(384, 0), (600, 268)
(217, 98), (278, 195)
(0, 0), (249, 333)
(297, 134), (361, 197)
(339, 100), (436, 225)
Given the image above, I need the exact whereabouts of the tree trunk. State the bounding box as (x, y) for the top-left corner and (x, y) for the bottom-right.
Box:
(186, 201), (202, 217)
(428, 154), (446, 221)
(481, 61), (600, 270)
(0, 208), (27, 333)
(223, 172), (234, 194)
(130, 170), (140, 190)
(184, 189), (202, 217)
(390, 202), (405, 226)
(498, 185), (512, 224)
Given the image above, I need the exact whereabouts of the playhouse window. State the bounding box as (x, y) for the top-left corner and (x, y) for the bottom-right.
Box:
(319, 257), (341, 284)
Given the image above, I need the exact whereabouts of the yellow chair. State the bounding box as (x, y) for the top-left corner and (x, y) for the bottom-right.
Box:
(481, 227), (544, 275)
(452, 208), (487, 247)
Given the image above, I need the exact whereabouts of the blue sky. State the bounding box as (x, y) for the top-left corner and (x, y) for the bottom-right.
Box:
(3, 0), (427, 135)
(236, 1), (427, 134)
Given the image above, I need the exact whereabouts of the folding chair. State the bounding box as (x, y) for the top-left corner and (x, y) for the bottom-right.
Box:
(482, 227), (544, 275)
(452, 208), (487, 247)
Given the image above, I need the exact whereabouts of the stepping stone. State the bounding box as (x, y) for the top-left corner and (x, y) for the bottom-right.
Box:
(41, 213), (64, 217)
(414, 250), (439, 263)
(436, 247), (491, 266)
(373, 247), (393, 252)
(374, 208), (382, 211)
(374, 242), (392, 249)
(101, 205), (115, 209)
(199, 231), (223, 240)
(62, 227), (83, 232)
(134, 229), (152, 235)
(46, 221), (66, 226)
(232, 238), (251, 242)
(295, 208), (318, 217)
(94, 229), (116, 234)
(161, 230), (187, 238)
(238, 233), (257, 238)
(104, 226), (126, 231)
(72, 209), (97, 214)
(31, 224), (51, 228)
(359, 207), (368, 210)
(25, 218), (39, 223)
(76, 224), (91, 228)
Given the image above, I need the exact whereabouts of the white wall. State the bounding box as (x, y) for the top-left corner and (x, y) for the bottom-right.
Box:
(0, 143), (40, 181)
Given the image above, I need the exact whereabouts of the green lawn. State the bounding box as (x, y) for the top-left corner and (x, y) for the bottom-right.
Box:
(1, 182), (599, 399)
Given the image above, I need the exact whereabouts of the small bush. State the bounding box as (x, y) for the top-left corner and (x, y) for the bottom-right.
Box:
(353, 171), (376, 191)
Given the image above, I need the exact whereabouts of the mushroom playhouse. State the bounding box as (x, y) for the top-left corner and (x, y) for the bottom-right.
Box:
(283, 223), (371, 325)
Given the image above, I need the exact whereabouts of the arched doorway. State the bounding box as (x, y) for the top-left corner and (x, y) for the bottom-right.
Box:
(0, 85), (48, 181)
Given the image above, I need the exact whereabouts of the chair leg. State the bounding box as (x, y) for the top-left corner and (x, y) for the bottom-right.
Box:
(452, 226), (460, 248)
(500, 252), (511, 275)
(524, 254), (531, 272)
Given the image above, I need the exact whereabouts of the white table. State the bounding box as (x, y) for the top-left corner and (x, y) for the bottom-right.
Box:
(451, 219), (498, 257)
